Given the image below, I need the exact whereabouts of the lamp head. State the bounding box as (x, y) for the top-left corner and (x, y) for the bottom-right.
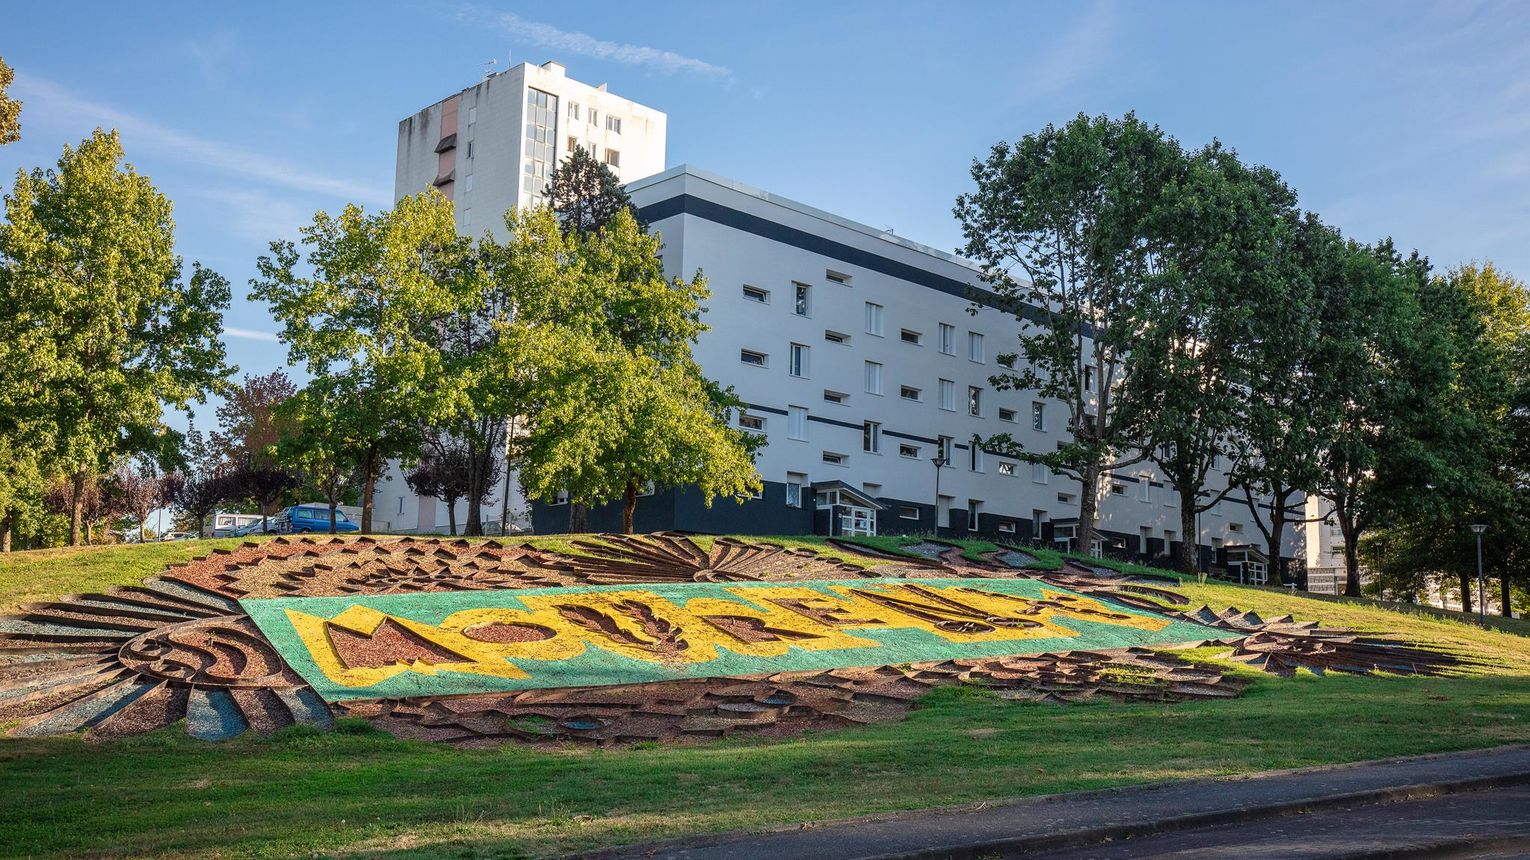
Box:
(1469, 523), (1488, 535)
(931, 456), (948, 469)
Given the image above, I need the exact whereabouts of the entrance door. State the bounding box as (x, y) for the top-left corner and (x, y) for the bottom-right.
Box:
(840, 505), (876, 536)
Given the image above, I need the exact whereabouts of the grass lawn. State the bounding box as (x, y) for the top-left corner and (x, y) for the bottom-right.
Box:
(2, 536), (1529, 859)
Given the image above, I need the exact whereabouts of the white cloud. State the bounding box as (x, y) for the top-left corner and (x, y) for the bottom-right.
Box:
(1013, 0), (1121, 101)
(224, 327), (280, 343)
(464, 7), (733, 79)
(11, 74), (388, 206)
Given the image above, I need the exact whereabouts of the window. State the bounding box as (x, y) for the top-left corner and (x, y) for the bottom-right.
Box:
(938, 435), (953, 462)
(588, 143), (598, 159)
(863, 421), (881, 453)
(864, 361), (883, 395)
(822, 451), (847, 466)
(939, 323), (955, 355)
(1230, 522), (1244, 532)
(899, 505), (920, 520)
(968, 332), (984, 362)
(823, 389), (847, 405)
(1139, 478), (1152, 503)
(998, 355), (1015, 369)
(1164, 529), (1177, 542)
(865, 302), (884, 335)
(398, 495), (405, 514)
(826, 270), (851, 285)
(794, 282), (810, 316)
(606, 115), (622, 133)
(998, 407), (1016, 422)
(567, 135), (579, 152)
(786, 473), (805, 508)
(967, 499), (982, 532)
(464, 174), (474, 192)
(900, 385), (922, 401)
(1058, 492), (1076, 504)
(588, 108), (598, 126)
(900, 328), (923, 345)
(1032, 402), (1046, 431)
(899, 443), (920, 458)
(466, 140), (474, 159)
(789, 343), (809, 377)
(1032, 463), (1050, 484)
(467, 105), (477, 125)
(552, 489), (570, 505)
(739, 413), (765, 431)
(740, 349), (767, 367)
(939, 379), (956, 411)
(998, 520), (1017, 534)
(568, 102), (580, 121)
(1111, 482), (1126, 496)
(998, 461), (1016, 476)
(742, 284), (769, 303)
(461, 208), (472, 227)
(1084, 366), (1095, 391)
(521, 88), (559, 206)
(825, 330), (849, 345)
(968, 386), (983, 417)
(969, 444), (983, 472)
(604, 149), (620, 168)
(788, 406), (807, 440)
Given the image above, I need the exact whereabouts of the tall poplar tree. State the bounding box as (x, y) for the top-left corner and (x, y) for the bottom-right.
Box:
(0, 130), (232, 544)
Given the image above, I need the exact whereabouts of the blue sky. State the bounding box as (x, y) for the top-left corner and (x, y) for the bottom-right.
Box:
(4, 1), (1529, 431)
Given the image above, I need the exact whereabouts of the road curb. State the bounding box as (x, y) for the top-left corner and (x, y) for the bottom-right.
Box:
(577, 745), (1530, 860)
(874, 770), (1530, 860)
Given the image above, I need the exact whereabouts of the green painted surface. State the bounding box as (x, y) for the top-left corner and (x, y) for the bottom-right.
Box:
(241, 578), (1222, 702)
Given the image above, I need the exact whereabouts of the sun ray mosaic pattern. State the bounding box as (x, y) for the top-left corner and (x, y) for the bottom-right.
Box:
(0, 533), (1465, 744)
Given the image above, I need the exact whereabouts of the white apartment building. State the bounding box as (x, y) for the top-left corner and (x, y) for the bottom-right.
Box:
(395, 59), (666, 236)
(377, 63), (1303, 572)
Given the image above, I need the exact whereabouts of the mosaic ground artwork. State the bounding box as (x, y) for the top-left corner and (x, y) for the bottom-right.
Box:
(0, 533), (1465, 745)
(240, 578), (1222, 701)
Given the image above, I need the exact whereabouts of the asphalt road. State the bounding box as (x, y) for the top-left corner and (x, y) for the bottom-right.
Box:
(1024, 784), (1530, 859)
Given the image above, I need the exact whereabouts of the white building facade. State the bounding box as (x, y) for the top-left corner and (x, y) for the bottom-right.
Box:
(378, 63), (1304, 572)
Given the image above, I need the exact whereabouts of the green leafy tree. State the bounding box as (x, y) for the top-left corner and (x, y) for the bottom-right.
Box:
(545, 145), (636, 236)
(512, 208), (761, 533)
(1125, 143), (1300, 573)
(0, 129), (232, 545)
(0, 56), (20, 144)
(251, 190), (475, 533)
(956, 113), (1183, 552)
(274, 391), (364, 534)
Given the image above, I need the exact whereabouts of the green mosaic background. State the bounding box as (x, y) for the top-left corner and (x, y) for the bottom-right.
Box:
(242, 578), (1223, 702)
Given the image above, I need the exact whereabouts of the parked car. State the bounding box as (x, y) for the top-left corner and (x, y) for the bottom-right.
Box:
(231, 519), (276, 538)
(286, 504), (359, 534)
(159, 532), (197, 542)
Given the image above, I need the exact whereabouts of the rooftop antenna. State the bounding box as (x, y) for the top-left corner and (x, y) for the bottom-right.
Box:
(482, 58), (498, 78)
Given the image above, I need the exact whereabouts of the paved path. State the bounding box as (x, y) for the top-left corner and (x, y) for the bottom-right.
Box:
(583, 745), (1530, 860)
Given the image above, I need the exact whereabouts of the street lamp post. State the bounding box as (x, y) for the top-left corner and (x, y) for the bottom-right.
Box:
(930, 455), (947, 535)
(1470, 523), (1488, 616)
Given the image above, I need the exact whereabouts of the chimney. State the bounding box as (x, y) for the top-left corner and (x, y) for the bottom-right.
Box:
(541, 60), (566, 76)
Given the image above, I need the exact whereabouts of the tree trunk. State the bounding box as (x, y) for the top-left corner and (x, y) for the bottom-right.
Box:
(1342, 531), (1362, 598)
(446, 497), (459, 537)
(1502, 573), (1513, 618)
(361, 443), (378, 534)
(623, 477), (639, 535)
(464, 439), (483, 537)
(328, 500), (339, 535)
(569, 503), (588, 534)
(1075, 461), (1101, 557)
(1, 512), (12, 553)
(1178, 498), (1199, 575)
(69, 471), (86, 546)
(1458, 569), (1473, 614)
(1265, 509), (1287, 587)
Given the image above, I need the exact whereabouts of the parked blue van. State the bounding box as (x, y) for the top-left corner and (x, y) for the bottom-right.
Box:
(286, 504), (360, 533)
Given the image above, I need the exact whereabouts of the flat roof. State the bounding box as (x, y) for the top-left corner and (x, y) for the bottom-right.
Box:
(627, 165), (983, 274)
